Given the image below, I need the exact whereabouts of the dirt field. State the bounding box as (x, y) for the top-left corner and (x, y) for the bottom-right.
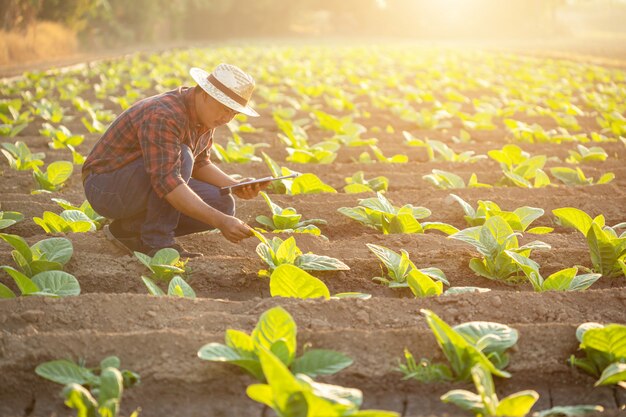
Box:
(0, 45), (625, 417)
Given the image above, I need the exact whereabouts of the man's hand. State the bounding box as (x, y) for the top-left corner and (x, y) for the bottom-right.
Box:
(217, 215), (253, 243)
(232, 177), (270, 199)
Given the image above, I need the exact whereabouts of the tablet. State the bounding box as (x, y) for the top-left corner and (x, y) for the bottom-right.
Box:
(219, 173), (299, 195)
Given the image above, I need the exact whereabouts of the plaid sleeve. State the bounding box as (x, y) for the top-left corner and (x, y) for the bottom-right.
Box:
(193, 133), (213, 170)
(137, 108), (186, 198)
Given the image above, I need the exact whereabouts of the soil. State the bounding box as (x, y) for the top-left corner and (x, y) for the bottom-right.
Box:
(1, 46), (625, 417)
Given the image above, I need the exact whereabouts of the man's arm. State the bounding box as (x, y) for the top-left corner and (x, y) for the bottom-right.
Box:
(164, 183), (252, 243)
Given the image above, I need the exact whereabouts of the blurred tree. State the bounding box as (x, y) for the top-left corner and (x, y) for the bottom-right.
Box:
(0, 0), (41, 31)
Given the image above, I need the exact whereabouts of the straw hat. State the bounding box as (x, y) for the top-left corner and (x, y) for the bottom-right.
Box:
(190, 64), (259, 117)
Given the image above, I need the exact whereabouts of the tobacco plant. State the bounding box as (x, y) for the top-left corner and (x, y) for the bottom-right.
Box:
(34, 210), (97, 233)
(488, 144), (550, 188)
(0, 210), (23, 229)
(36, 356), (140, 417)
(449, 216), (550, 283)
(0, 233), (73, 277)
(505, 251), (600, 292)
(404, 310), (518, 381)
(255, 192), (326, 236)
(269, 264), (369, 300)
(450, 194), (553, 234)
(423, 170), (491, 190)
(1, 141), (45, 170)
(550, 167), (614, 186)
(142, 275), (195, 298)
(569, 322), (626, 388)
(0, 266), (80, 298)
(343, 171), (388, 194)
(52, 198), (106, 229)
(441, 365), (538, 417)
(338, 192), (458, 235)
(198, 306), (354, 381)
(262, 152), (337, 195)
(552, 207), (626, 278)
(253, 231), (349, 277)
(32, 161), (74, 193)
(566, 145), (608, 164)
(134, 248), (188, 281)
(212, 132), (269, 163)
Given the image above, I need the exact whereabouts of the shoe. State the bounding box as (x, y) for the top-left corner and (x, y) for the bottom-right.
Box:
(103, 224), (143, 256)
(145, 243), (203, 259)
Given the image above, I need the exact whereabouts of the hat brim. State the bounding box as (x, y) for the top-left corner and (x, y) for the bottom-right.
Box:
(190, 67), (259, 117)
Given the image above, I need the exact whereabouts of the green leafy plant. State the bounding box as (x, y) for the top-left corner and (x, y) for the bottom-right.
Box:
(1, 141), (45, 170)
(397, 350), (453, 383)
(441, 365), (538, 417)
(566, 145), (608, 164)
(134, 248), (188, 281)
(489, 144), (550, 188)
(253, 231), (349, 277)
(450, 194), (553, 234)
(338, 192), (458, 235)
(550, 167), (614, 186)
(246, 347), (398, 417)
(414, 138), (486, 163)
(569, 322), (626, 388)
(198, 306), (354, 381)
(34, 210), (97, 233)
(402, 310), (518, 381)
(0, 100), (32, 137)
(52, 198), (106, 229)
(366, 243), (448, 289)
(142, 275), (196, 298)
(343, 171), (389, 194)
(0, 233), (73, 277)
(0, 210), (24, 229)
(423, 170), (491, 189)
(269, 264), (369, 300)
(212, 132), (269, 163)
(0, 267), (80, 298)
(552, 207), (626, 278)
(505, 251), (601, 292)
(39, 123), (85, 150)
(36, 356), (140, 417)
(255, 192), (327, 236)
(263, 152), (337, 195)
(32, 98), (65, 123)
(286, 141), (340, 164)
(449, 216), (551, 283)
(361, 145), (408, 164)
(32, 161), (74, 193)
(532, 405), (604, 417)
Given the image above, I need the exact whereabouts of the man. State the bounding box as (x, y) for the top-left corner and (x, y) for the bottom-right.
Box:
(82, 63), (268, 258)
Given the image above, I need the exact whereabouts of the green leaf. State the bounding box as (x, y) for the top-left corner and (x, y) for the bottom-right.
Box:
(62, 384), (98, 416)
(407, 269), (443, 298)
(295, 253), (349, 271)
(98, 367), (123, 411)
(152, 248), (180, 265)
(0, 232), (32, 263)
(141, 276), (165, 296)
(496, 391), (539, 416)
(581, 324), (626, 362)
(252, 305), (297, 365)
(46, 161), (74, 185)
(595, 362), (626, 386)
(36, 359), (96, 385)
(100, 356), (121, 370)
(552, 208), (593, 235)
(31, 270), (80, 296)
(291, 349), (353, 378)
(454, 321), (518, 356)
(31, 237), (73, 265)
(291, 173), (336, 195)
(0, 281), (16, 298)
(269, 264), (331, 300)
(1, 266), (39, 295)
(167, 276), (195, 298)
(533, 405), (604, 417)
(440, 389), (483, 413)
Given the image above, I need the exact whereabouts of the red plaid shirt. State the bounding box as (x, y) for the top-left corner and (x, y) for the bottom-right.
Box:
(83, 86), (213, 198)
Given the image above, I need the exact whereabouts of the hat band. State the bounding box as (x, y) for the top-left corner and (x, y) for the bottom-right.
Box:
(207, 74), (247, 107)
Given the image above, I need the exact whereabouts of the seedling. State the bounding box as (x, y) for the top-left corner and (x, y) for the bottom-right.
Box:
(32, 161), (74, 193)
(39, 123), (85, 150)
(32, 98), (65, 123)
(339, 192), (458, 235)
(505, 251), (600, 292)
(413, 309), (518, 381)
(449, 216), (551, 283)
(441, 365), (538, 417)
(366, 145), (408, 163)
(450, 194), (553, 234)
(552, 207), (626, 278)
(270, 264), (369, 300)
(397, 350), (453, 383)
(34, 210), (96, 233)
(212, 132), (269, 163)
(0, 210), (23, 229)
(366, 243), (448, 289)
(566, 145), (608, 164)
(569, 322), (626, 388)
(1, 141), (45, 170)
(198, 306), (354, 381)
(262, 152), (337, 195)
(36, 356), (140, 417)
(0, 99), (33, 137)
(142, 275), (195, 298)
(286, 141), (339, 164)
(533, 405), (604, 417)
(344, 171), (388, 194)
(253, 230), (348, 277)
(423, 170), (491, 189)
(0, 233), (73, 277)
(550, 167), (614, 186)
(489, 144), (550, 188)
(255, 192), (327, 236)
(134, 248), (188, 281)
(0, 267), (80, 298)
(52, 198), (106, 229)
